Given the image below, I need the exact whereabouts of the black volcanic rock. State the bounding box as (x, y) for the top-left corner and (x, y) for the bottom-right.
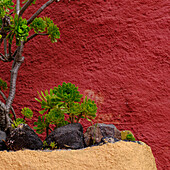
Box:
(45, 123), (84, 149)
(6, 124), (43, 151)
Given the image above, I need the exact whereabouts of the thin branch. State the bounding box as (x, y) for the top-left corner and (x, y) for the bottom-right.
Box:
(9, 11), (13, 15)
(24, 33), (38, 44)
(8, 43), (12, 60)
(0, 91), (7, 101)
(16, 0), (20, 16)
(12, 49), (18, 59)
(0, 53), (8, 62)
(38, 33), (49, 35)
(24, 33), (49, 44)
(6, 42), (24, 113)
(0, 38), (3, 46)
(4, 38), (7, 57)
(19, 0), (34, 17)
(5, 113), (13, 131)
(0, 56), (6, 61)
(27, 0), (59, 25)
(10, 107), (16, 120)
(0, 91), (16, 120)
(0, 54), (6, 61)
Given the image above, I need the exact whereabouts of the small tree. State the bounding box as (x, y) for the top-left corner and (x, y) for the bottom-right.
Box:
(0, 0), (61, 133)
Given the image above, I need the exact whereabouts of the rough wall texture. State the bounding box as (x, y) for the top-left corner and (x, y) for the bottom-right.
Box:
(0, 0), (169, 169)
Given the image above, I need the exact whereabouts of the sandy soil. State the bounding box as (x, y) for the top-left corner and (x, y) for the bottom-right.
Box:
(0, 141), (157, 170)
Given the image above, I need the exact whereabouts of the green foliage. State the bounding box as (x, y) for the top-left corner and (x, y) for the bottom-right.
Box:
(49, 141), (57, 150)
(6, 14), (30, 45)
(21, 107), (33, 119)
(22, 0), (36, 5)
(33, 115), (46, 134)
(42, 141), (57, 150)
(30, 17), (60, 43)
(1, 1), (60, 46)
(45, 108), (68, 127)
(44, 17), (60, 43)
(53, 82), (97, 123)
(0, 78), (8, 91)
(30, 17), (46, 33)
(35, 89), (63, 114)
(43, 140), (48, 148)
(33, 109), (68, 136)
(126, 133), (136, 141)
(34, 82), (97, 137)
(53, 82), (83, 103)
(80, 97), (97, 120)
(47, 22), (60, 43)
(0, 0), (14, 18)
(10, 107), (33, 128)
(9, 113), (13, 119)
(12, 118), (25, 128)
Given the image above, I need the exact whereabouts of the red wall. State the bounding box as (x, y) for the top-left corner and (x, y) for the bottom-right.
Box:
(0, 0), (170, 169)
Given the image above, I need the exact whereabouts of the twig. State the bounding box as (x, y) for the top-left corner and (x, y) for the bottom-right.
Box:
(27, 0), (59, 25)
(0, 91), (7, 102)
(0, 56), (6, 61)
(0, 54), (6, 62)
(24, 33), (49, 44)
(24, 33), (38, 44)
(0, 53), (8, 62)
(12, 49), (17, 59)
(8, 43), (12, 60)
(77, 112), (83, 123)
(38, 33), (49, 35)
(9, 11), (13, 15)
(19, 0), (34, 17)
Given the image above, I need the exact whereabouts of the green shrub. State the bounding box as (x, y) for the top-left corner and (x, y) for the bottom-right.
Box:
(0, 78), (8, 91)
(33, 82), (97, 138)
(11, 107), (33, 128)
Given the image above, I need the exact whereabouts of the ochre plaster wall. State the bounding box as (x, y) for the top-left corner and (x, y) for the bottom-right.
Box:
(0, 0), (169, 169)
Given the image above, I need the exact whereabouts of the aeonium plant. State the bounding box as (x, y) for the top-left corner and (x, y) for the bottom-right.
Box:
(12, 107), (33, 128)
(33, 82), (98, 138)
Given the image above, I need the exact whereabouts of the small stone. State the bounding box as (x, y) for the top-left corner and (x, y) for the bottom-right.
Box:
(121, 130), (135, 141)
(84, 123), (121, 146)
(101, 137), (120, 144)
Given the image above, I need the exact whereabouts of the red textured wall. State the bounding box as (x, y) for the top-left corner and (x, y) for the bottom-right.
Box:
(0, 0), (170, 169)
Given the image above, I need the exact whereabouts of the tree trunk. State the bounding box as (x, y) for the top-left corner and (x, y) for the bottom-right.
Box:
(0, 43), (24, 132)
(0, 102), (7, 131)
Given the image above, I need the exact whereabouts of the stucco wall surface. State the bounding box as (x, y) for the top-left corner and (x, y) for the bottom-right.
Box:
(0, 0), (169, 169)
